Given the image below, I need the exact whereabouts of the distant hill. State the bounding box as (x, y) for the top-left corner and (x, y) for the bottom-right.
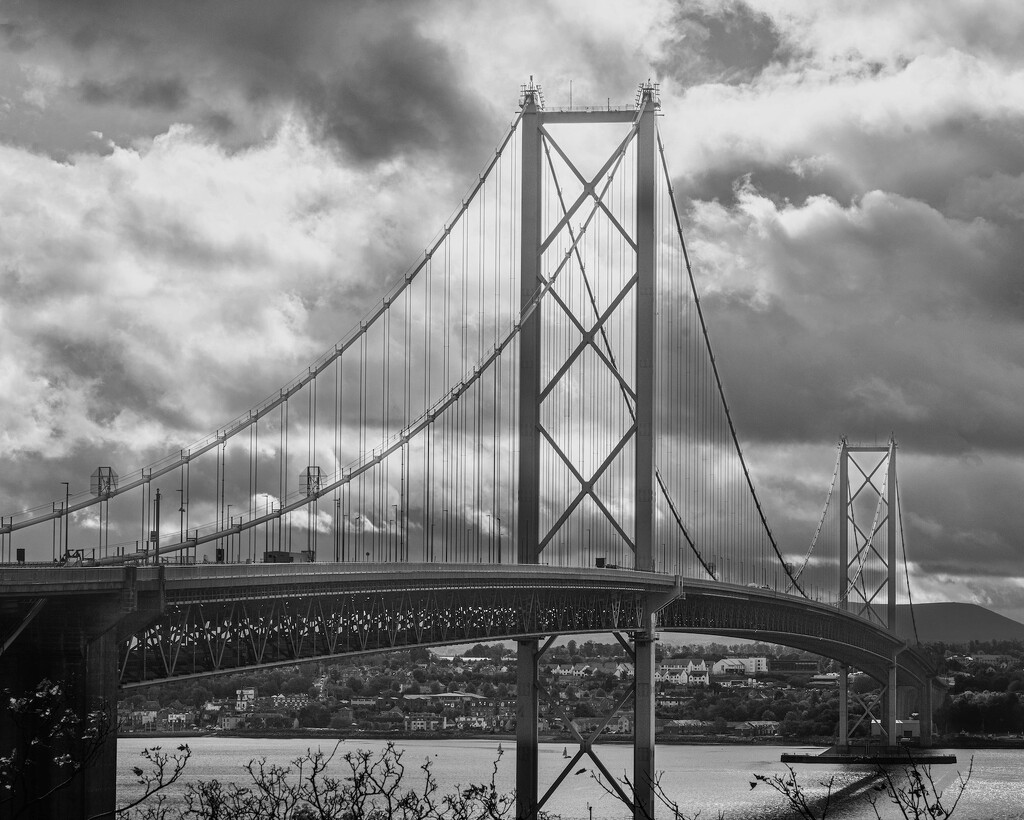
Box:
(896, 602), (1024, 645)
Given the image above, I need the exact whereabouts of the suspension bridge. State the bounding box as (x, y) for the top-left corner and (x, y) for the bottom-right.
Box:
(0, 81), (940, 820)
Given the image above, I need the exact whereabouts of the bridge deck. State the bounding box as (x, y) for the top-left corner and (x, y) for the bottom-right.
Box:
(0, 562), (679, 597)
(0, 563), (935, 687)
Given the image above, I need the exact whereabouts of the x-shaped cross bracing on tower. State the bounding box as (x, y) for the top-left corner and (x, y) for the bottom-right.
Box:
(517, 81), (658, 575)
(841, 439), (898, 629)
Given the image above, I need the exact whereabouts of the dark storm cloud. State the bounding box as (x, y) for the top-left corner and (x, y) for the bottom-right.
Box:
(200, 110), (237, 136)
(897, 454), (1024, 580)
(28, 332), (186, 432)
(4, 0), (494, 166)
(707, 293), (1024, 453)
(0, 20), (34, 52)
(295, 22), (490, 164)
(678, 181), (1024, 460)
(654, 0), (792, 87)
(78, 76), (189, 112)
(823, 114), (1024, 217)
(671, 105), (1024, 226)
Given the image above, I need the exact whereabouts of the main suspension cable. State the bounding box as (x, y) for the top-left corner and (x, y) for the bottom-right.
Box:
(657, 128), (806, 597)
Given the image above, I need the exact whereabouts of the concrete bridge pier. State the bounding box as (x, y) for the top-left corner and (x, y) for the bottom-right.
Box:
(837, 662), (935, 750)
(0, 600), (121, 820)
(515, 638), (540, 820)
(837, 663), (849, 748)
(895, 681), (935, 748)
(886, 662), (898, 743)
(919, 681), (935, 747)
(633, 620), (656, 820)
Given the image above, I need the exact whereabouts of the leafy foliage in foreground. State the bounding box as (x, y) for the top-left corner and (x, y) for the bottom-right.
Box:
(0, 678), (111, 819)
(752, 756), (974, 820)
(586, 751), (973, 820)
(117, 740), (975, 820)
(121, 742), (521, 820)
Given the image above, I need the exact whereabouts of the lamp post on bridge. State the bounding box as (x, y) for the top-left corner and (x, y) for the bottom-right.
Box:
(486, 514), (491, 562)
(152, 488), (161, 566)
(342, 512), (348, 563)
(60, 481), (69, 562)
(261, 494), (273, 556)
(335, 497), (341, 562)
(226, 504), (233, 563)
(344, 514), (361, 562)
(392, 504), (400, 562)
(176, 488), (186, 564)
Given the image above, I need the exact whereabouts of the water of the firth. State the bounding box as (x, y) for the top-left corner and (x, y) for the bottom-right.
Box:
(117, 737), (1024, 819)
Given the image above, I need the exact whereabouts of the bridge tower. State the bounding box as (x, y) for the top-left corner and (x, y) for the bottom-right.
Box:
(838, 439), (897, 631)
(835, 438), (924, 748)
(516, 78), (663, 820)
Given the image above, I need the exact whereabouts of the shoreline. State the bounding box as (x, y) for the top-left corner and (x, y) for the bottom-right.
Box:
(118, 730), (1024, 750)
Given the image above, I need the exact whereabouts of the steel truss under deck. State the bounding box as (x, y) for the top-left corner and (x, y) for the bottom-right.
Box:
(120, 585), (652, 685)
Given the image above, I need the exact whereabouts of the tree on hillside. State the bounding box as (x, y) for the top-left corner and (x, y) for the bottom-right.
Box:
(298, 703), (331, 728)
(282, 674), (314, 695)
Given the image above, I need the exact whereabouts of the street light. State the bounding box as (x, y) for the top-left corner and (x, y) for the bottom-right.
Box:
(176, 488), (186, 564)
(494, 517), (502, 564)
(342, 513), (349, 563)
(153, 488), (162, 566)
(347, 515), (361, 562)
(392, 504), (399, 561)
(226, 504), (233, 563)
(261, 493), (273, 555)
(60, 481), (69, 562)
(442, 509), (449, 562)
(335, 497), (341, 562)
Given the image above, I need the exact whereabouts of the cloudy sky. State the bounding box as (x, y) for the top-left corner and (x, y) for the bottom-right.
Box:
(2, 1), (1024, 621)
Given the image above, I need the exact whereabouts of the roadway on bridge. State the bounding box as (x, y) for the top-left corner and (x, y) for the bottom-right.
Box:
(0, 563), (935, 687)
